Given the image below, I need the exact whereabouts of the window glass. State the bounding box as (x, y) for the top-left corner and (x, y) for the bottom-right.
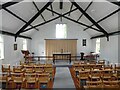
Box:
(56, 24), (67, 38)
(22, 39), (27, 50)
(0, 34), (4, 59)
(96, 38), (100, 53)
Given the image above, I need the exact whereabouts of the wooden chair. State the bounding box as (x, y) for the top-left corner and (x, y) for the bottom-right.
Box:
(89, 60), (96, 64)
(11, 73), (24, 89)
(2, 64), (10, 73)
(83, 65), (91, 72)
(103, 65), (112, 70)
(102, 80), (120, 90)
(84, 81), (103, 90)
(34, 65), (44, 74)
(37, 73), (50, 88)
(24, 73), (37, 88)
(0, 73), (9, 89)
(102, 70), (113, 81)
(98, 60), (105, 65)
(13, 65), (23, 73)
(90, 70), (101, 81)
(24, 65), (34, 73)
(92, 64), (102, 70)
(44, 66), (54, 80)
(78, 71), (89, 88)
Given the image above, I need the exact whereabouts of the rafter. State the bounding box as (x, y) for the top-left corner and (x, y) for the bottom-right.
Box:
(32, 1), (46, 22)
(111, 2), (120, 6)
(106, 0), (120, 7)
(70, 0), (109, 41)
(84, 8), (120, 31)
(15, 0), (54, 39)
(91, 31), (120, 39)
(68, 3), (73, 16)
(46, 8), (100, 31)
(0, 0), (23, 10)
(60, 0), (63, 9)
(77, 1), (93, 21)
(50, 4), (54, 16)
(0, 30), (32, 40)
(3, 7), (39, 31)
(22, 8), (78, 32)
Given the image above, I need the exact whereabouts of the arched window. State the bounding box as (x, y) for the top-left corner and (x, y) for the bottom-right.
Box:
(96, 38), (100, 53)
(0, 34), (4, 59)
(56, 24), (67, 38)
(22, 39), (27, 50)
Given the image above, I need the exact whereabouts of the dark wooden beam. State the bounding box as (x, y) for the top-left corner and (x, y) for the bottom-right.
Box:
(77, 1), (93, 21)
(60, 16), (62, 22)
(32, 1), (46, 22)
(46, 8), (101, 31)
(84, 8), (120, 31)
(60, 0), (63, 21)
(50, 4), (54, 16)
(111, 2), (120, 6)
(15, 0), (54, 39)
(23, 16), (61, 33)
(3, 7), (39, 31)
(70, 0), (109, 40)
(60, 0), (63, 9)
(23, 8), (78, 32)
(106, 0), (120, 7)
(0, 0), (23, 10)
(68, 4), (73, 16)
(0, 30), (32, 40)
(91, 31), (120, 39)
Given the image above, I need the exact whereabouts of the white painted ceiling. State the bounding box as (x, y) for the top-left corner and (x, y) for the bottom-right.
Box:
(0, 0), (119, 37)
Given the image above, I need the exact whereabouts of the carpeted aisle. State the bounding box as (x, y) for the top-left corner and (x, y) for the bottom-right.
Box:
(53, 67), (76, 89)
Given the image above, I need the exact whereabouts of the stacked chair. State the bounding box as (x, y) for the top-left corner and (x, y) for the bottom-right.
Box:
(0, 62), (55, 89)
(72, 60), (120, 90)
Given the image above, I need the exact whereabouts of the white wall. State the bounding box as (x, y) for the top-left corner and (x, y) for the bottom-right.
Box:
(99, 35), (118, 64)
(31, 19), (92, 56)
(118, 35), (120, 63)
(1, 35), (31, 67)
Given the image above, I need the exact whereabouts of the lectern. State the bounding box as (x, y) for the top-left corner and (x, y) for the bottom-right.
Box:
(21, 50), (30, 57)
(21, 50), (30, 61)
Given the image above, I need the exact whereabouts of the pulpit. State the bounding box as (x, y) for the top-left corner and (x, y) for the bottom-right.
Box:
(21, 50), (32, 61)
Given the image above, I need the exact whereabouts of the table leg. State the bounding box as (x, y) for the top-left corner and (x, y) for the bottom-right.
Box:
(69, 55), (71, 64)
(53, 55), (55, 64)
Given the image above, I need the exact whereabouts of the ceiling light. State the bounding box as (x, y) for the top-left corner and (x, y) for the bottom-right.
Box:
(117, 0), (120, 1)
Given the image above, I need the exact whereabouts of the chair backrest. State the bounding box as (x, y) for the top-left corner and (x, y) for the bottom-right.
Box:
(37, 73), (50, 82)
(103, 65), (112, 70)
(2, 64), (10, 72)
(98, 60), (105, 65)
(92, 64), (102, 70)
(13, 65), (23, 73)
(0, 73), (8, 82)
(25, 73), (36, 82)
(79, 71), (89, 80)
(86, 81), (102, 87)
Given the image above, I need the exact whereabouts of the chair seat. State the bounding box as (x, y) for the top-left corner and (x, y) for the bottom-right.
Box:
(14, 80), (23, 83)
(27, 80), (36, 83)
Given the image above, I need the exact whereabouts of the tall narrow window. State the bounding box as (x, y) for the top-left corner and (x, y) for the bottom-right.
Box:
(0, 34), (4, 59)
(96, 38), (100, 53)
(22, 39), (27, 50)
(56, 24), (67, 38)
